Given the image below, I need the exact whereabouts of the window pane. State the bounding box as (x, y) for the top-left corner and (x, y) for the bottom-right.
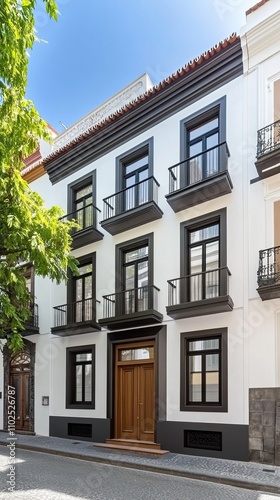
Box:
(76, 353), (92, 362)
(206, 353), (219, 402)
(75, 279), (82, 302)
(190, 224), (219, 243)
(125, 155), (148, 174)
(137, 261), (148, 288)
(75, 185), (92, 199)
(84, 276), (92, 299)
(84, 365), (92, 402)
(189, 355), (202, 402)
(189, 338), (220, 352)
(119, 347), (154, 361)
(125, 264), (135, 290)
(189, 118), (218, 141)
(75, 365), (82, 402)
(206, 133), (219, 176)
(78, 264), (92, 276)
(125, 246), (148, 263)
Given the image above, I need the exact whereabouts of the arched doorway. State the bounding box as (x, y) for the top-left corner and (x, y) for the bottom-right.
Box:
(3, 340), (35, 433)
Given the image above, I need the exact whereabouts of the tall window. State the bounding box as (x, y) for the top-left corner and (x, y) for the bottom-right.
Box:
(123, 245), (149, 313)
(180, 97), (226, 188)
(66, 345), (95, 409)
(74, 184), (93, 230)
(123, 154), (149, 210)
(181, 209), (227, 302)
(68, 171), (96, 231)
(188, 117), (219, 184)
(188, 223), (220, 301)
(116, 234), (153, 315)
(116, 138), (153, 213)
(68, 254), (95, 324)
(181, 329), (228, 412)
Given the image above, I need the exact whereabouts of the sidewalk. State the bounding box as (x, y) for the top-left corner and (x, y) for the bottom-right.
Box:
(0, 432), (279, 495)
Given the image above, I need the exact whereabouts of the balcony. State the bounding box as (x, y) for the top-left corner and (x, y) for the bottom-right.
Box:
(166, 267), (233, 319)
(61, 204), (104, 249)
(99, 285), (163, 330)
(165, 142), (232, 212)
(255, 120), (280, 179)
(100, 177), (163, 235)
(22, 302), (39, 336)
(51, 298), (101, 336)
(257, 246), (280, 300)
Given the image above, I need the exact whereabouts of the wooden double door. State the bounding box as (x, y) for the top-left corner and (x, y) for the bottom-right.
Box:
(114, 341), (155, 442)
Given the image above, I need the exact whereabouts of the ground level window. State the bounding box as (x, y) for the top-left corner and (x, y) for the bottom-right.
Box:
(180, 329), (227, 412)
(66, 345), (95, 409)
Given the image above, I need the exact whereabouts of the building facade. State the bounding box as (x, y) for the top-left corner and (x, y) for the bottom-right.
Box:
(1, 0), (280, 464)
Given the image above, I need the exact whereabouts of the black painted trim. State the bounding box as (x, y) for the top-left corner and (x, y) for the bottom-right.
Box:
(180, 328), (228, 412)
(156, 421), (248, 461)
(100, 201), (163, 236)
(49, 416), (110, 443)
(66, 344), (96, 410)
(45, 41), (242, 184)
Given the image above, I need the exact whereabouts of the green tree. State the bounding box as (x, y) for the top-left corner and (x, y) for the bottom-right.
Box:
(0, 0), (77, 352)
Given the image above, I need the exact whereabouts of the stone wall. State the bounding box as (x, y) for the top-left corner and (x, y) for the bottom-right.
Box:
(249, 388), (280, 465)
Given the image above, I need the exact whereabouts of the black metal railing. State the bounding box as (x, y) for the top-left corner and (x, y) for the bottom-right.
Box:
(257, 246), (280, 286)
(103, 176), (160, 220)
(102, 285), (160, 319)
(168, 142), (229, 194)
(25, 302), (39, 328)
(257, 120), (280, 158)
(61, 204), (101, 232)
(53, 298), (99, 327)
(167, 267), (231, 306)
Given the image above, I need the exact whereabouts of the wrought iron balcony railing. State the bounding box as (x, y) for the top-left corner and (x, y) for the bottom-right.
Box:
(60, 204), (101, 232)
(102, 176), (160, 220)
(168, 142), (230, 194)
(167, 267), (231, 306)
(25, 302), (39, 328)
(257, 246), (280, 286)
(53, 298), (99, 327)
(102, 285), (160, 319)
(257, 120), (280, 158)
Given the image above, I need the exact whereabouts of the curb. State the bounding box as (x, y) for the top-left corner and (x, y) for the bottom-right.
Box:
(0, 441), (280, 495)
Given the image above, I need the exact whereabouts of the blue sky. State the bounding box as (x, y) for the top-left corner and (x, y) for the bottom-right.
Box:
(27, 0), (255, 133)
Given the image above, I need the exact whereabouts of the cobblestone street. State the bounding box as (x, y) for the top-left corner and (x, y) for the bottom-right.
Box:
(1, 447), (280, 500)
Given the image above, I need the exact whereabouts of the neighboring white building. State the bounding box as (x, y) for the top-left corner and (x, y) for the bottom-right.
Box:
(1, 0), (280, 464)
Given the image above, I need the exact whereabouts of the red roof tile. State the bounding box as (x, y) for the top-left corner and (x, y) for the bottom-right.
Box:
(246, 0), (270, 16)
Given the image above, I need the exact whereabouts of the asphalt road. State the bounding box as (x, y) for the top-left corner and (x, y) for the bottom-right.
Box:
(0, 447), (280, 500)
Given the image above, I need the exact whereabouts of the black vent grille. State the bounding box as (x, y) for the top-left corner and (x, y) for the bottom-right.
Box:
(184, 430), (222, 451)
(68, 423), (92, 438)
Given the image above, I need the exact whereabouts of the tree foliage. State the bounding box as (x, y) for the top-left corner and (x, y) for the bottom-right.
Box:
(0, 1), (77, 352)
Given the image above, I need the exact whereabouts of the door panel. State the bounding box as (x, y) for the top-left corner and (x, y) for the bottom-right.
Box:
(139, 364), (154, 441)
(118, 366), (138, 439)
(10, 371), (30, 431)
(115, 343), (155, 442)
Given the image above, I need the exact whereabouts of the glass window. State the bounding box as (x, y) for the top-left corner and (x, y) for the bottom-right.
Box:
(180, 329), (227, 412)
(66, 346), (95, 408)
(187, 116), (219, 185)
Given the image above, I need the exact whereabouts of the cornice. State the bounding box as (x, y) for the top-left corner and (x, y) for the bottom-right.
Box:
(45, 40), (242, 185)
(243, 10), (280, 65)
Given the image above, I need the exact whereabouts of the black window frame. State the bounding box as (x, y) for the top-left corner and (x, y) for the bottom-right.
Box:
(115, 138), (154, 214)
(180, 208), (227, 301)
(180, 328), (228, 412)
(66, 345), (95, 409)
(67, 253), (96, 325)
(180, 97), (226, 187)
(115, 233), (154, 313)
(67, 170), (97, 231)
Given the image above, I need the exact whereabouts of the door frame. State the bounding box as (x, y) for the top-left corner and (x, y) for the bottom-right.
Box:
(114, 340), (155, 441)
(107, 325), (167, 443)
(3, 339), (35, 433)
